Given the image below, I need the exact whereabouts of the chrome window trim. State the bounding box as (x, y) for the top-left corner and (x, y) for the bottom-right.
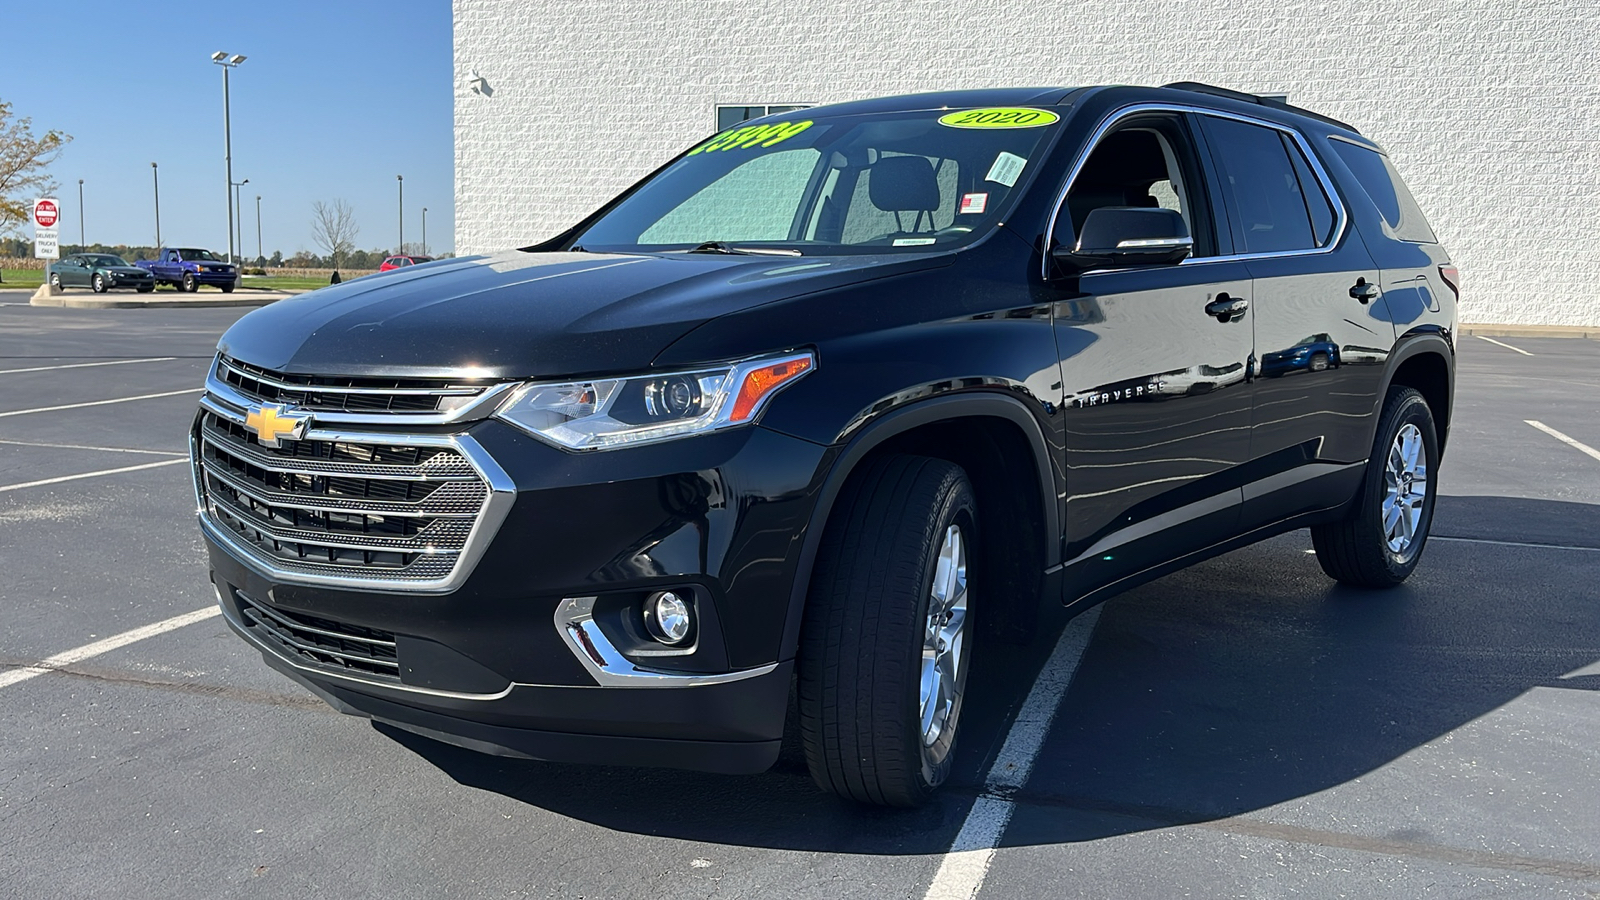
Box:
(1327, 132), (1385, 153)
(555, 596), (780, 688)
(205, 361), (518, 426)
(192, 396), (516, 595)
(1040, 102), (1350, 280)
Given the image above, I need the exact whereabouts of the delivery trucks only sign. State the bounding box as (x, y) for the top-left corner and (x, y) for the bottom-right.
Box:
(33, 198), (60, 259)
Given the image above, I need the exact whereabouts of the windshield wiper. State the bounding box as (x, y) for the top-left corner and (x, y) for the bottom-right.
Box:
(686, 241), (802, 257)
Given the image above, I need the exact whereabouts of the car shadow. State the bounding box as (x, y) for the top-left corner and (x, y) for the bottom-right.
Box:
(381, 494), (1600, 853)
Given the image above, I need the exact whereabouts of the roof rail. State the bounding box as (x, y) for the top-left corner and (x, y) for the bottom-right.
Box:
(1161, 82), (1360, 134)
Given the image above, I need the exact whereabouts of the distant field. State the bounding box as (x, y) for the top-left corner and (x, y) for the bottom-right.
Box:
(1, 268), (44, 288)
(239, 274), (370, 291)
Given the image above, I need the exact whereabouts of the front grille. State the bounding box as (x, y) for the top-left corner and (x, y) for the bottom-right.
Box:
(194, 408), (490, 583)
(215, 355), (494, 415)
(235, 590), (400, 680)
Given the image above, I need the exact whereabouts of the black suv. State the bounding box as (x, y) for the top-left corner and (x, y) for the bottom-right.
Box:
(192, 83), (1456, 807)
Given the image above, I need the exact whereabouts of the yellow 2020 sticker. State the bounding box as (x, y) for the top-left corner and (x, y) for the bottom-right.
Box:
(689, 120), (815, 155)
(937, 108), (1060, 129)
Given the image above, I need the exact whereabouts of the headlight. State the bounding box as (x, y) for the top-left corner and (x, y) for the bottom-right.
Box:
(496, 351), (814, 450)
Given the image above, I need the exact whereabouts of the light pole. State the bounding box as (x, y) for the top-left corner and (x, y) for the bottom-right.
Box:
(421, 207), (427, 257)
(211, 51), (247, 263)
(231, 178), (249, 261)
(77, 179), (85, 251)
(255, 195), (263, 263)
(151, 162), (161, 248)
(397, 175), (404, 254)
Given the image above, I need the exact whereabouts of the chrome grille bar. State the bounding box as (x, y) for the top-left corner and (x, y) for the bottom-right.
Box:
(207, 355), (519, 426)
(193, 373), (516, 593)
(218, 356), (485, 397)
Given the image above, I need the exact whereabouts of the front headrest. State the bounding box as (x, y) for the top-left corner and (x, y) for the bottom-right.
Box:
(869, 156), (941, 213)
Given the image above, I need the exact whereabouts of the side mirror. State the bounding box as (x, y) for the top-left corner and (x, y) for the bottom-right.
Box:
(1052, 207), (1194, 274)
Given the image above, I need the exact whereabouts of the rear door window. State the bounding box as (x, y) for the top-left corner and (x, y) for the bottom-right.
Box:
(1200, 116), (1317, 254)
(1329, 139), (1438, 243)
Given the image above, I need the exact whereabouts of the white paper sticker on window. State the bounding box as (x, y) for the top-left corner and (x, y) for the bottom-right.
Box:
(959, 193), (988, 215)
(985, 152), (1027, 187)
(892, 237), (937, 246)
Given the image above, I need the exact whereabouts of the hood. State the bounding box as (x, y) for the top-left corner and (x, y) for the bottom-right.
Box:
(217, 249), (948, 378)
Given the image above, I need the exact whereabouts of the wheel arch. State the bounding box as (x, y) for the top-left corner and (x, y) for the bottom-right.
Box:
(1381, 330), (1455, 453)
(778, 392), (1060, 660)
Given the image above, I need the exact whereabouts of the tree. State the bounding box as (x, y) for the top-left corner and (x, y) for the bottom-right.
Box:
(0, 100), (71, 237)
(310, 199), (359, 270)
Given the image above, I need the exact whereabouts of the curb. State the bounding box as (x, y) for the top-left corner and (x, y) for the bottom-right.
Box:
(30, 292), (287, 310)
(1459, 323), (1600, 340)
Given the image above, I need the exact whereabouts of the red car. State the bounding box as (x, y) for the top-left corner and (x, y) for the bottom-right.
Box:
(379, 255), (433, 271)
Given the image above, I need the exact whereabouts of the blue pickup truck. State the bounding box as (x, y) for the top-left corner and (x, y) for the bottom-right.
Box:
(135, 247), (239, 293)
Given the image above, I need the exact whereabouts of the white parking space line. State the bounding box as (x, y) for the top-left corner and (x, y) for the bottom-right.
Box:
(1434, 536), (1600, 553)
(0, 458), (188, 494)
(0, 606), (220, 691)
(0, 388), (202, 419)
(1526, 420), (1600, 462)
(0, 437), (185, 456)
(1475, 335), (1533, 356)
(922, 607), (1102, 900)
(0, 356), (177, 376)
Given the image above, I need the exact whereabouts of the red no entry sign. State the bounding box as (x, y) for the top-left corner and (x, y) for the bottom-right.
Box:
(34, 199), (59, 228)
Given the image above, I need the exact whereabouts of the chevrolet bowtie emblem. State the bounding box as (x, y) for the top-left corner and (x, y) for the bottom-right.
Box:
(244, 404), (311, 448)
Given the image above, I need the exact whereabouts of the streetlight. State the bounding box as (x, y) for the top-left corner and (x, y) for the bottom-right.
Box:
(255, 195), (263, 263)
(396, 174), (404, 254)
(77, 179), (85, 251)
(231, 178), (249, 262)
(151, 162), (161, 248)
(211, 51), (247, 263)
(421, 207), (427, 257)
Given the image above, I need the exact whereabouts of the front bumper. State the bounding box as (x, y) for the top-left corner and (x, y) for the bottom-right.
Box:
(199, 417), (829, 773)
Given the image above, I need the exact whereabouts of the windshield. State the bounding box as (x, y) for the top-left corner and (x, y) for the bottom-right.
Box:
(571, 107), (1062, 255)
(178, 249), (221, 261)
(86, 255), (129, 267)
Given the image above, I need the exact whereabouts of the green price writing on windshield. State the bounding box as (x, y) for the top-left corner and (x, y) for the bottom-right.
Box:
(689, 120), (815, 155)
(937, 108), (1060, 129)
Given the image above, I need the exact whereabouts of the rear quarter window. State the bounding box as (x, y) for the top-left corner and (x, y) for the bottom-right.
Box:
(1330, 140), (1438, 243)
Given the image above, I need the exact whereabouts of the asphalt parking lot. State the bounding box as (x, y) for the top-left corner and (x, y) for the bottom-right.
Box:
(1, 299), (1597, 899)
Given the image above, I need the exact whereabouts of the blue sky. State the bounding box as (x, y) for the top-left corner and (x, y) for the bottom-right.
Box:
(0, 0), (453, 258)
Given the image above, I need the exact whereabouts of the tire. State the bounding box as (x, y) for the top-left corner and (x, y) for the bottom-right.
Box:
(1311, 386), (1438, 587)
(137, 284), (154, 294)
(182, 273), (197, 292)
(798, 454), (978, 807)
(1309, 352), (1330, 372)
(221, 282), (235, 294)
(49, 272), (61, 289)
(92, 274), (107, 293)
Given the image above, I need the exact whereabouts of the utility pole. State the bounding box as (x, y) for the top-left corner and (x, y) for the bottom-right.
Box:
(231, 179), (249, 261)
(212, 51), (247, 263)
(422, 207), (428, 257)
(77, 179), (85, 251)
(255, 195), (263, 263)
(151, 163), (161, 248)
(397, 175), (404, 254)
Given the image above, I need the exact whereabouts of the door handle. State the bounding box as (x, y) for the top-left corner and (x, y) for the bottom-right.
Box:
(1350, 278), (1381, 303)
(1204, 295), (1249, 323)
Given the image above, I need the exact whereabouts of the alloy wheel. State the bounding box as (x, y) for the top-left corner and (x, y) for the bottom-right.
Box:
(920, 523), (969, 749)
(1382, 423), (1428, 554)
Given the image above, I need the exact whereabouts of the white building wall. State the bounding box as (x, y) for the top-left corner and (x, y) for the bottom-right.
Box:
(454, 0), (1600, 327)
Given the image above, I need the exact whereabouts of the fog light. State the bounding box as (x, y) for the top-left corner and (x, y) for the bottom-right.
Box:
(643, 591), (693, 645)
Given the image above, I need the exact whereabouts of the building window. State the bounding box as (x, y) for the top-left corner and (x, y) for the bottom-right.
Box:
(716, 104), (810, 131)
